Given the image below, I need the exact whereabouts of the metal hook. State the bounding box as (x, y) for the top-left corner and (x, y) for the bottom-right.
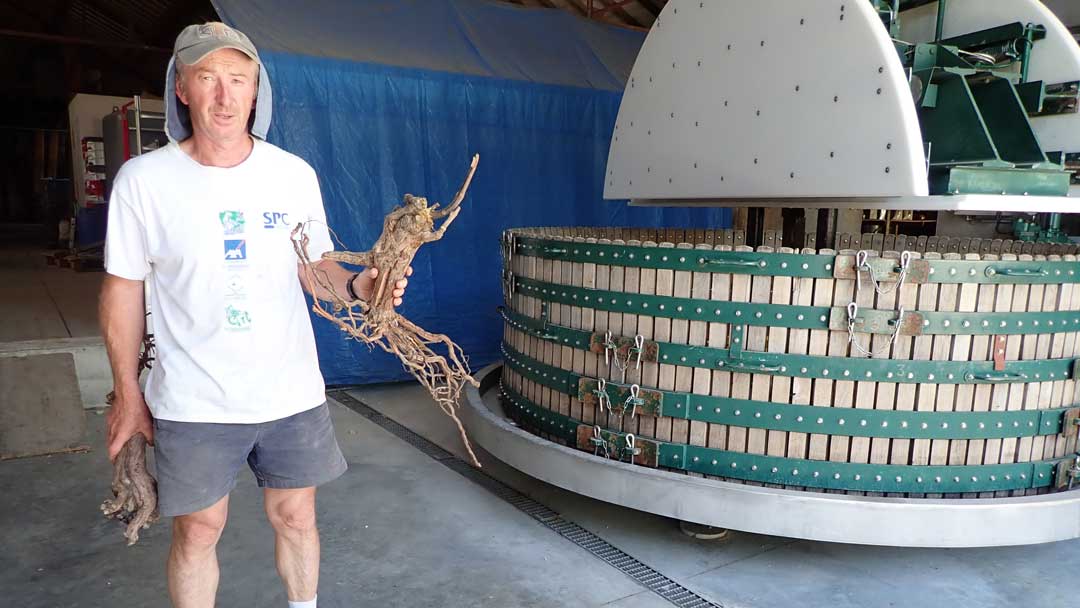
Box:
(623, 433), (641, 463)
(591, 425), (609, 458)
(594, 378), (610, 413)
(624, 384), (643, 419)
(634, 335), (646, 370)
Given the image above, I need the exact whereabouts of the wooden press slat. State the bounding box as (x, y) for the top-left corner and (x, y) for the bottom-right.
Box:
(994, 253), (1024, 497)
(725, 245), (755, 459)
(669, 242), (695, 448)
(540, 242), (558, 433)
(522, 241), (541, 422)
(569, 237), (586, 425)
(1041, 255), (1070, 486)
(961, 253), (998, 498)
(825, 250), (857, 493)
(689, 244), (713, 460)
(746, 246), (775, 462)
(605, 240), (628, 432)
(654, 242), (676, 443)
(765, 247), (795, 485)
(621, 240), (645, 437)
(981, 254), (1011, 498)
(925, 253), (961, 497)
(556, 239), (573, 421)
(1049, 253), (1076, 463)
(580, 238), (599, 426)
(849, 251), (884, 496)
(706, 243), (733, 463)
(807, 248), (838, 486)
(589, 238), (614, 428)
(785, 247), (818, 466)
(1057, 254), (1080, 461)
(909, 252), (940, 486)
(1026, 254), (1055, 496)
(636, 242), (660, 440)
(944, 254), (981, 499)
(1013, 254), (1041, 497)
(889, 251), (921, 496)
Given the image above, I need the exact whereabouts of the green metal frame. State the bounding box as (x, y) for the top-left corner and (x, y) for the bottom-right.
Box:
(512, 235), (1080, 285)
(501, 340), (1078, 440)
(501, 306), (1076, 385)
(499, 383), (1067, 494)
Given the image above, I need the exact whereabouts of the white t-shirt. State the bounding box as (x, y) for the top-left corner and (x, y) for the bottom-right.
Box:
(104, 139), (335, 423)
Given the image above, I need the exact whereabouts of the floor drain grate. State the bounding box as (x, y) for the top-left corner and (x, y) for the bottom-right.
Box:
(331, 390), (723, 608)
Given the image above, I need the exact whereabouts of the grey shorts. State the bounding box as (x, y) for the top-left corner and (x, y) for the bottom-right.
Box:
(152, 402), (347, 517)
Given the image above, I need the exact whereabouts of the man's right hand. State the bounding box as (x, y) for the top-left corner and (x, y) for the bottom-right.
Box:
(106, 386), (154, 462)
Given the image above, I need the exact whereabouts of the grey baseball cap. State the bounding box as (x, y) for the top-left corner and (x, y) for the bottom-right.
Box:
(174, 22), (261, 66)
(164, 21), (273, 143)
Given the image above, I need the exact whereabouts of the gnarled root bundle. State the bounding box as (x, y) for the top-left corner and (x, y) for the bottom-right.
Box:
(293, 154), (482, 466)
(101, 333), (158, 545)
(100, 430), (159, 546)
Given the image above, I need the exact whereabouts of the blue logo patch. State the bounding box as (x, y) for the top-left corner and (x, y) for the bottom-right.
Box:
(224, 239), (247, 261)
(263, 211), (291, 230)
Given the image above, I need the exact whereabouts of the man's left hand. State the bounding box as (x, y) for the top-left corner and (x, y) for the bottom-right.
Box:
(355, 265), (412, 306)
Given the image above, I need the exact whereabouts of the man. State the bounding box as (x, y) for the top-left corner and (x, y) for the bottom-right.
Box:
(100, 22), (408, 608)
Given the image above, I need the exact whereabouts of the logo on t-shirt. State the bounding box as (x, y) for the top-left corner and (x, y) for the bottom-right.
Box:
(224, 239), (247, 261)
(225, 305), (252, 330)
(225, 274), (246, 298)
(263, 211), (291, 230)
(219, 210), (245, 235)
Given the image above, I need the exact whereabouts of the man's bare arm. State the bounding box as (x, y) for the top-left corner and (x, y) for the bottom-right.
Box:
(99, 274), (154, 461)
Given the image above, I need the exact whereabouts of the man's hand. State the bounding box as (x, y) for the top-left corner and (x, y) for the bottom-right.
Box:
(106, 385), (154, 462)
(353, 265), (413, 306)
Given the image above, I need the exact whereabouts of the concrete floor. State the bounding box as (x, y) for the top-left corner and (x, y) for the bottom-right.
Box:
(4, 381), (1077, 607)
(0, 246), (103, 342)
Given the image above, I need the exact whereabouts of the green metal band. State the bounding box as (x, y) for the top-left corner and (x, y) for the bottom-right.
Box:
(516, 275), (829, 329)
(516, 276), (1080, 336)
(500, 341), (1076, 440)
(498, 382), (1063, 494)
(512, 234), (1080, 284)
(515, 235), (834, 278)
(500, 306), (1076, 385)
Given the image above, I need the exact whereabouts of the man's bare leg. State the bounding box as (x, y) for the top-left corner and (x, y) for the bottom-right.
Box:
(264, 487), (319, 602)
(168, 495), (230, 608)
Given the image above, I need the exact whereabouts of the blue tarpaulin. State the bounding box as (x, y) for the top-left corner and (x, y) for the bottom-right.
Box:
(212, 0), (732, 385)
